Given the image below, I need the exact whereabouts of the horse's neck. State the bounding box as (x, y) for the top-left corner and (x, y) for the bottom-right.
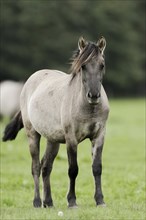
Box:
(70, 72), (99, 118)
(70, 72), (84, 101)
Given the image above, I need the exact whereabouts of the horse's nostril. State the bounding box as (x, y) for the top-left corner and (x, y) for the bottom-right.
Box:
(87, 92), (100, 99)
(97, 93), (100, 98)
(87, 92), (93, 99)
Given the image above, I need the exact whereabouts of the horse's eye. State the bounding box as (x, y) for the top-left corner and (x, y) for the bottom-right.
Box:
(82, 65), (86, 70)
(100, 63), (105, 70)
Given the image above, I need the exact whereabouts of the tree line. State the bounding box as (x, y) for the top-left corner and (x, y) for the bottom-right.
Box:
(0, 0), (145, 96)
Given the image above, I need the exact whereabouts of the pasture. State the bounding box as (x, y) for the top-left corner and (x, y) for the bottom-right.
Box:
(0, 99), (145, 220)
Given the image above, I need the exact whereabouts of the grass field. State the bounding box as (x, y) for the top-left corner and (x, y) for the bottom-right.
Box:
(0, 99), (145, 220)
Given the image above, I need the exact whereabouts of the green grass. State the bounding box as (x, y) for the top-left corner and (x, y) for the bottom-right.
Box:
(0, 99), (145, 220)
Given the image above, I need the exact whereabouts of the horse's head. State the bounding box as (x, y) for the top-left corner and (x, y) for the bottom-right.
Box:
(74, 37), (106, 105)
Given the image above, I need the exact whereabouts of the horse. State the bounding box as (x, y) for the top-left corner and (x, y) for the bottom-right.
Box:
(3, 36), (109, 208)
(0, 80), (23, 119)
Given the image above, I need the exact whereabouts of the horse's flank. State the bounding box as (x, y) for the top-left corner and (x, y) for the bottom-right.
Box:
(24, 69), (69, 143)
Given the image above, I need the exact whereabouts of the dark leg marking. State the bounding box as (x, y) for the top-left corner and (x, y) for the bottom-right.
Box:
(41, 141), (59, 208)
(67, 145), (78, 208)
(92, 144), (105, 206)
(27, 129), (42, 208)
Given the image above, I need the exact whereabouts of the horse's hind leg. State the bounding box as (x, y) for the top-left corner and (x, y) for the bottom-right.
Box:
(41, 140), (59, 208)
(26, 124), (41, 207)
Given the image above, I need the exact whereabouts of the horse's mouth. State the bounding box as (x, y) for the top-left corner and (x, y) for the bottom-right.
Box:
(87, 97), (100, 105)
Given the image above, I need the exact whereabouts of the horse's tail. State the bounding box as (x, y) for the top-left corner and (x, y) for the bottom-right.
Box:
(2, 111), (24, 141)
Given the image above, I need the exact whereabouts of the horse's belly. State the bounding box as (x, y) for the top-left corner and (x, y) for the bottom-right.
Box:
(28, 97), (65, 143)
(42, 128), (65, 143)
(30, 114), (65, 143)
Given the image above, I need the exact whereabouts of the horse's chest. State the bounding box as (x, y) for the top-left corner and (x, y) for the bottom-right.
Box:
(75, 120), (100, 142)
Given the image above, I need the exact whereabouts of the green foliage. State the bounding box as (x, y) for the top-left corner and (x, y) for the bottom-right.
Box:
(0, 1), (145, 96)
(0, 99), (145, 219)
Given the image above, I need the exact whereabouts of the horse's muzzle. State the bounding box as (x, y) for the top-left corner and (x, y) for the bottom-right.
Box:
(86, 92), (101, 104)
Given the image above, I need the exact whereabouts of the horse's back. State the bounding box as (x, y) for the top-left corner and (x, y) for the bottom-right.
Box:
(21, 69), (67, 104)
(21, 69), (65, 94)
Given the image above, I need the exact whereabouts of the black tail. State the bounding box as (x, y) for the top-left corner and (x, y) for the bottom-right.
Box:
(2, 111), (24, 141)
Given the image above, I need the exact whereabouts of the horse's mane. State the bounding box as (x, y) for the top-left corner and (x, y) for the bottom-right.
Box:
(70, 42), (99, 78)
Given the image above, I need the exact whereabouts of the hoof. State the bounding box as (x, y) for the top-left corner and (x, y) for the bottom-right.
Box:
(97, 203), (106, 208)
(43, 200), (54, 208)
(68, 205), (78, 209)
(68, 202), (78, 209)
(33, 198), (42, 208)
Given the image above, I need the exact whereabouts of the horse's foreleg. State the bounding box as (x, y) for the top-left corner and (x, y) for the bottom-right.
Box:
(91, 129), (106, 207)
(41, 141), (59, 208)
(28, 129), (41, 207)
(67, 144), (78, 208)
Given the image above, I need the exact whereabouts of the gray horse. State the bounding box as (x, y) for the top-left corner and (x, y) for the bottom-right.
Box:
(3, 37), (109, 208)
(0, 80), (23, 119)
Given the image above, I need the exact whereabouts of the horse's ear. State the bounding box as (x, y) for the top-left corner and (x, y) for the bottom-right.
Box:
(97, 36), (106, 54)
(78, 36), (87, 52)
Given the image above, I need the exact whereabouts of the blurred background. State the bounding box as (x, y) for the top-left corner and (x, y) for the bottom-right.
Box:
(0, 0), (145, 97)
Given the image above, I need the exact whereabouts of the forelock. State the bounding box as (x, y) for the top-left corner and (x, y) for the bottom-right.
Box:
(70, 42), (99, 76)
